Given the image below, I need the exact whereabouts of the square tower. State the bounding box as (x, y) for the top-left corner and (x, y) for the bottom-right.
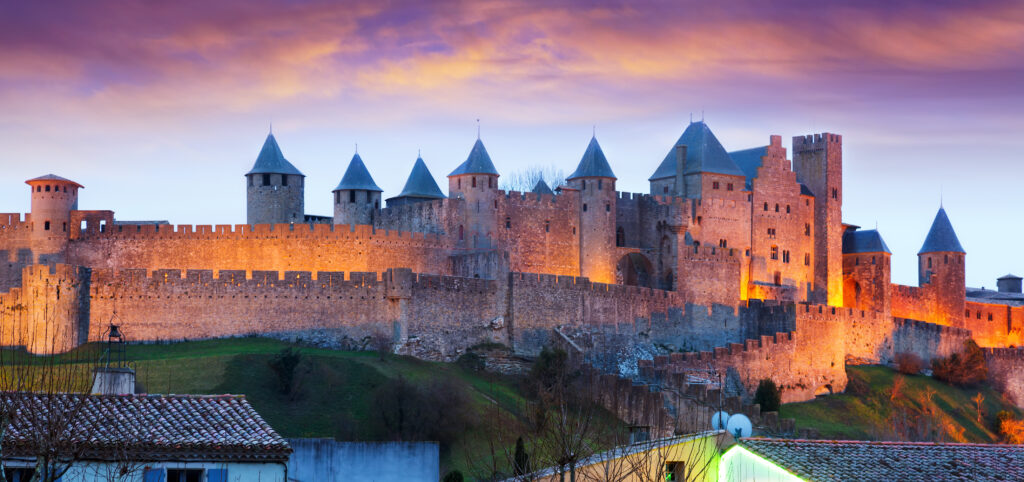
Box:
(793, 133), (843, 306)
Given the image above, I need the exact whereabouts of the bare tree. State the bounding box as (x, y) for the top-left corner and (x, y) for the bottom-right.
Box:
(500, 166), (566, 193)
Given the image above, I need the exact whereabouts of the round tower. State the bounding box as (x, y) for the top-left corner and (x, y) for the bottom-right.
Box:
(918, 206), (966, 326)
(447, 138), (500, 249)
(566, 136), (617, 283)
(333, 153), (382, 226)
(25, 174), (82, 258)
(245, 132), (305, 225)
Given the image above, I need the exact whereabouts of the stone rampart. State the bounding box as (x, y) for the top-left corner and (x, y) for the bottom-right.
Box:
(985, 347), (1024, 408)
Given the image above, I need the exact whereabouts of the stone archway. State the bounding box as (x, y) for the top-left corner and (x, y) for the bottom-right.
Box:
(616, 253), (654, 288)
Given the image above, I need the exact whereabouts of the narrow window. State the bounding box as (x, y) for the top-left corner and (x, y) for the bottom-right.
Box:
(856, 257), (859, 266)
(977, 311), (981, 319)
(605, 203), (610, 212)
(583, 204), (588, 212)
(36, 186), (40, 192)
(712, 181), (719, 190)
(770, 246), (778, 260)
(472, 177), (477, 188)
(805, 223), (811, 236)
(494, 200), (498, 209)
(505, 217), (511, 229)
(374, 201), (379, 210)
(616, 227), (624, 246)
(804, 253), (810, 265)
(832, 188), (837, 199)
(786, 205), (790, 213)
(489, 177), (493, 188)
(335, 191), (340, 204)
(598, 179), (603, 190)
(774, 271), (782, 285)
(349, 191), (356, 203)
(45, 185), (50, 192)
(966, 310), (970, 317)
(928, 257), (932, 268)
(944, 254), (948, 265)
(457, 178), (461, 189)
(262, 173), (270, 186)
(545, 221), (551, 233)
(582, 180), (586, 190)
(783, 250), (790, 263)
(62, 222), (66, 232)
(63, 186), (67, 192)
(663, 186), (669, 193)
(282, 175), (288, 186)
(573, 227), (576, 234)
(727, 183), (733, 191)
(763, 202), (768, 211)
(775, 204), (779, 212)
(696, 216), (702, 225)
(805, 199), (810, 206)
(44, 221), (50, 231)
(458, 225), (464, 241)
(249, 176), (254, 187)
(872, 256), (876, 265)
(719, 239), (727, 248)
(989, 313), (993, 321)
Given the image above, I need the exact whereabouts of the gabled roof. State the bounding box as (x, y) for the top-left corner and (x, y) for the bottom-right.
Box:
(0, 392), (290, 462)
(649, 121), (745, 180)
(567, 136), (616, 180)
(394, 156), (445, 199)
(25, 174), (83, 189)
(247, 133), (304, 176)
(737, 438), (1024, 481)
(532, 180), (554, 195)
(799, 183), (815, 197)
(843, 229), (891, 254)
(333, 153), (382, 192)
(919, 207), (965, 254)
(449, 139), (499, 176)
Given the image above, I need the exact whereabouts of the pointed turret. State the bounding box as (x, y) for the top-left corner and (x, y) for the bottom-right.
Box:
(917, 206), (966, 326)
(387, 156), (446, 208)
(648, 121), (745, 198)
(918, 207), (965, 254)
(449, 139), (499, 177)
(532, 180), (554, 195)
(333, 153), (382, 226)
(567, 136), (616, 180)
(246, 132), (304, 224)
(448, 137), (500, 249)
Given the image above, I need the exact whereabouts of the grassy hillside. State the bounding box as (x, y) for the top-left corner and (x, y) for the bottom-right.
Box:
(782, 365), (1023, 443)
(3, 338), (536, 476)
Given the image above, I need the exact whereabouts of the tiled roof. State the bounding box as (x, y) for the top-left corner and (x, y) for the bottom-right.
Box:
(998, 274), (1021, 281)
(843, 229), (891, 254)
(394, 156), (445, 199)
(567, 136), (616, 180)
(333, 153), (382, 192)
(25, 174), (83, 188)
(246, 133), (304, 176)
(449, 139), (499, 176)
(919, 207), (965, 254)
(739, 438), (1024, 481)
(965, 288), (1024, 307)
(728, 146), (766, 189)
(649, 121), (745, 180)
(532, 180), (554, 195)
(0, 392), (290, 462)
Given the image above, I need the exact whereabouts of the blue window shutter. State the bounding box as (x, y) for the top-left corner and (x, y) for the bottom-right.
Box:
(144, 468), (166, 482)
(207, 468), (228, 482)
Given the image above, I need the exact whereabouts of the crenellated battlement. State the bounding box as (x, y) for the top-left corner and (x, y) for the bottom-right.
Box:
(792, 132), (842, 150)
(75, 222), (450, 246)
(0, 214), (26, 226)
(794, 302), (887, 323)
(894, 317), (971, 338)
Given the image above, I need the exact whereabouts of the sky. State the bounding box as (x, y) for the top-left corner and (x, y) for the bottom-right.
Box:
(1, 0), (1022, 287)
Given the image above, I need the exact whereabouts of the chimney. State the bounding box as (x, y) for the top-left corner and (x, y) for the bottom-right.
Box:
(674, 145), (688, 197)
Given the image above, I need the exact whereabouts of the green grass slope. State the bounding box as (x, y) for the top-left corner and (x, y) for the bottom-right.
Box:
(4, 338), (534, 476)
(781, 365), (1023, 443)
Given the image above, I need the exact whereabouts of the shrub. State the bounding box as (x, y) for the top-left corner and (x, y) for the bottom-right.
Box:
(895, 352), (924, 375)
(932, 340), (988, 386)
(267, 347), (303, 395)
(442, 470), (464, 482)
(754, 378), (781, 413)
(998, 412), (1024, 444)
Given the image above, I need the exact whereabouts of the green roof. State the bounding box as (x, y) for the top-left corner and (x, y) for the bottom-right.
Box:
(449, 139), (499, 176)
(333, 153), (382, 192)
(395, 156), (445, 199)
(567, 136), (616, 180)
(246, 134), (304, 176)
(649, 121), (745, 180)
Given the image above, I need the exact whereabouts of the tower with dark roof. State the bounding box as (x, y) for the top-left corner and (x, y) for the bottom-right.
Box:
(386, 155), (446, 208)
(333, 153), (383, 226)
(648, 121), (746, 199)
(918, 206), (966, 326)
(245, 133), (305, 225)
(568, 136), (617, 283)
(793, 133), (844, 306)
(448, 138), (500, 249)
(25, 174), (83, 259)
(842, 226), (892, 313)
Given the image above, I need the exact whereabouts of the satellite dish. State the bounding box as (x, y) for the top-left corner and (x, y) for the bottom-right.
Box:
(726, 414), (752, 438)
(711, 411), (730, 430)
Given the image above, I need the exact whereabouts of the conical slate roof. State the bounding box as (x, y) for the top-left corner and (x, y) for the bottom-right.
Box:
(449, 139), (499, 176)
(246, 134), (304, 176)
(532, 180), (554, 195)
(919, 207), (965, 254)
(395, 157), (445, 199)
(26, 174), (83, 188)
(333, 153), (382, 192)
(567, 136), (616, 180)
(843, 229), (891, 254)
(649, 121), (745, 180)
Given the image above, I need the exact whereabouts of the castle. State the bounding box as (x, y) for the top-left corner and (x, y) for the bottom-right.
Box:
(3, 121), (1023, 405)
